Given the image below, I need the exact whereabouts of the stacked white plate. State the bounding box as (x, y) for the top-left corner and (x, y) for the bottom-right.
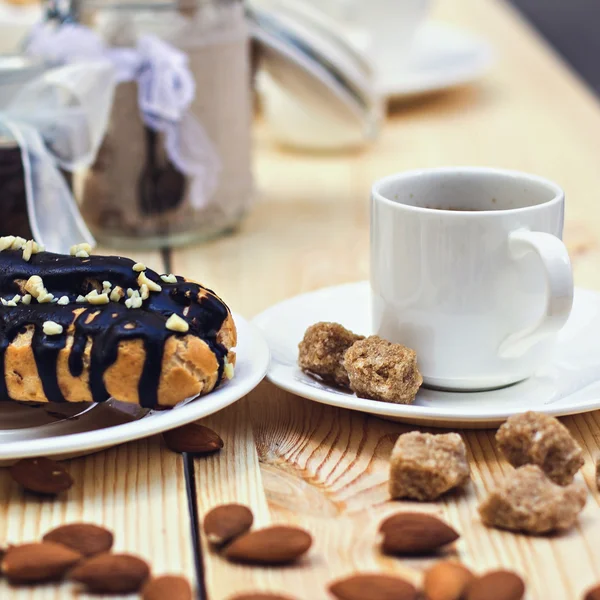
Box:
(0, 315), (270, 462)
(249, 0), (383, 150)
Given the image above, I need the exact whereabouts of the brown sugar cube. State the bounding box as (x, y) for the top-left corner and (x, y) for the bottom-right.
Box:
(343, 336), (423, 404)
(478, 465), (587, 534)
(298, 322), (364, 388)
(389, 431), (470, 501)
(496, 411), (584, 485)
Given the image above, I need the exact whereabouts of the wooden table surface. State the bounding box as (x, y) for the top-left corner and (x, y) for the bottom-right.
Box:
(3, 0), (600, 598)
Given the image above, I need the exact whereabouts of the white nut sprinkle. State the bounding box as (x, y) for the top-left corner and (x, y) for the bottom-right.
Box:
(32, 241), (44, 254)
(224, 361), (235, 380)
(110, 286), (124, 302)
(137, 271), (162, 293)
(6, 300), (17, 307)
(75, 250), (90, 258)
(0, 236), (16, 251)
(10, 236), (26, 250)
(11, 295), (20, 304)
(165, 313), (189, 333)
(22, 239), (34, 262)
(160, 273), (177, 284)
(125, 296), (143, 309)
(132, 263), (146, 272)
(1, 298), (7, 306)
(76, 295), (86, 303)
(70, 243), (92, 257)
(37, 292), (54, 304)
(87, 292), (109, 305)
(140, 284), (149, 301)
(21, 294), (31, 305)
(24, 275), (43, 297)
(57, 296), (70, 306)
(43, 321), (63, 336)
(127, 288), (135, 298)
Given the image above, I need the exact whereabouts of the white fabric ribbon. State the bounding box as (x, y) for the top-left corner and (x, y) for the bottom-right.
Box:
(0, 61), (115, 253)
(27, 23), (221, 210)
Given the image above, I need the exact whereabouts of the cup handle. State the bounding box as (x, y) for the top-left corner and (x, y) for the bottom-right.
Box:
(498, 229), (574, 359)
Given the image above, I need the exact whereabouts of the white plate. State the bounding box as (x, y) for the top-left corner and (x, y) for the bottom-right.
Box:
(0, 314), (269, 461)
(253, 282), (600, 428)
(376, 21), (494, 100)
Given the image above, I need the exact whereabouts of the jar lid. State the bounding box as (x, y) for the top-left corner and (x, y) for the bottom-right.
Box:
(249, 0), (381, 132)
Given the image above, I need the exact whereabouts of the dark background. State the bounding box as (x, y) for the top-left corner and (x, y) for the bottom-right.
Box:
(509, 0), (600, 94)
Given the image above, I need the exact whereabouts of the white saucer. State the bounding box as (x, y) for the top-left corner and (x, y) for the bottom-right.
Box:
(0, 314), (270, 461)
(376, 21), (494, 100)
(253, 282), (600, 428)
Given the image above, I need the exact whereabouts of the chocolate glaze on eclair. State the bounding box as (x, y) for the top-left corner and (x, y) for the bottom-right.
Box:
(0, 244), (232, 409)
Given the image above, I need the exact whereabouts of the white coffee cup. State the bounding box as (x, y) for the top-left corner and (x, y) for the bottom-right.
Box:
(370, 167), (574, 391)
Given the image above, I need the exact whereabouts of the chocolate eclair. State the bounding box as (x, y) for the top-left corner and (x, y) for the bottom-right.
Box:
(0, 236), (236, 409)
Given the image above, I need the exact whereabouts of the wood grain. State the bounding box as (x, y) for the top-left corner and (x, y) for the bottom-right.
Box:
(195, 389), (600, 600)
(0, 435), (195, 599)
(173, 0), (600, 598)
(0, 249), (197, 599)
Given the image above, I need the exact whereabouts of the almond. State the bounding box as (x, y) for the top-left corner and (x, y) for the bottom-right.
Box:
(379, 512), (459, 555)
(424, 561), (475, 600)
(163, 423), (224, 454)
(43, 523), (114, 557)
(585, 584), (600, 600)
(466, 570), (525, 600)
(2, 542), (82, 583)
(329, 573), (418, 600)
(223, 525), (312, 565)
(230, 595), (296, 600)
(9, 457), (73, 495)
(69, 552), (150, 593)
(142, 575), (192, 600)
(204, 504), (254, 546)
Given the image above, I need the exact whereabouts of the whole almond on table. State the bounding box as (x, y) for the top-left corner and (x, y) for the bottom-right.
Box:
(163, 423), (224, 454)
(223, 525), (312, 565)
(9, 457), (73, 495)
(2, 542), (82, 584)
(142, 575), (192, 600)
(379, 512), (459, 555)
(204, 504), (254, 546)
(69, 552), (150, 593)
(329, 573), (418, 600)
(43, 523), (114, 557)
(466, 570), (525, 600)
(424, 561), (475, 600)
(230, 594), (297, 600)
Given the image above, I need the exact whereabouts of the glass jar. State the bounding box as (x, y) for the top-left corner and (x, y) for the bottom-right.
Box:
(74, 0), (253, 249)
(0, 56), (49, 240)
